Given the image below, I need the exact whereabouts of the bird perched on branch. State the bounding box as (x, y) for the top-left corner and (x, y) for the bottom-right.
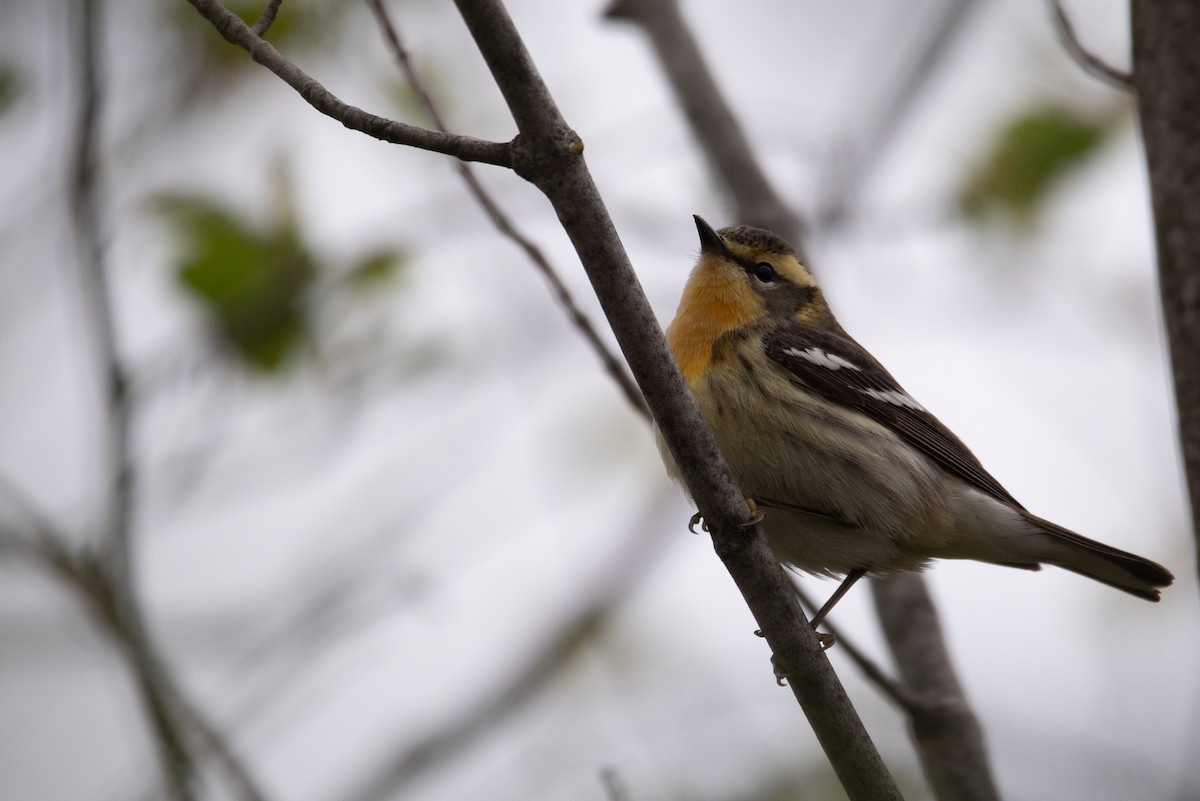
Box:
(662, 215), (1173, 638)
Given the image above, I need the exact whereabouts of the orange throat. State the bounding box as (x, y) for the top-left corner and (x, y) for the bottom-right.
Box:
(666, 267), (762, 385)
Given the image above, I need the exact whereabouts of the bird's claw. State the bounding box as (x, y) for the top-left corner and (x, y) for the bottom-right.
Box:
(689, 498), (762, 533)
(740, 497), (764, 528)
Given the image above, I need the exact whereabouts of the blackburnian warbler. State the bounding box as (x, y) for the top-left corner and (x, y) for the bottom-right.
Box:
(663, 216), (1172, 630)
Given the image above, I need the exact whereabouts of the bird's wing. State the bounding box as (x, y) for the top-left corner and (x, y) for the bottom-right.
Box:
(764, 325), (1023, 509)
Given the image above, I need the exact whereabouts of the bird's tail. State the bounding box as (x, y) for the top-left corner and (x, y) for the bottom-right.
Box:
(1026, 513), (1174, 601)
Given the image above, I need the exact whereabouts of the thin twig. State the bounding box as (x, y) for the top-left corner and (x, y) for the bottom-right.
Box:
(184, 0), (513, 166)
(1049, 0), (1134, 91)
(250, 0), (284, 36)
(365, 0), (648, 418)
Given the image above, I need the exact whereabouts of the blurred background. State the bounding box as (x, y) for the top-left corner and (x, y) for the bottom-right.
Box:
(1, 0), (1197, 799)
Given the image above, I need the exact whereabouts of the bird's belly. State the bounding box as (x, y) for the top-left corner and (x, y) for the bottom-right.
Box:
(694, 365), (952, 575)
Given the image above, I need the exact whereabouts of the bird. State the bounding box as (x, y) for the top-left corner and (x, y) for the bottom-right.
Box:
(662, 215), (1173, 637)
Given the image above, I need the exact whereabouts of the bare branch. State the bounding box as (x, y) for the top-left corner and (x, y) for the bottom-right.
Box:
(1050, 0), (1134, 91)
(613, 3), (999, 799)
(451, 2), (900, 798)
(184, 0), (513, 167)
(250, 0), (284, 36)
(605, 0), (805, 258)
(366, 0), (648, 418)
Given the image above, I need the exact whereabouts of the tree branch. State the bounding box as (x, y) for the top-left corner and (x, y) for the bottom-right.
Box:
(1050, 0), (1134, 91)
(69, 4), (270, 799)
(365, 0), (649, 418)
(871, 576), (1001, 801)
(1132, 0), (1200, 596)
(184, 0), (513, 167)
(450, 2), (900, 798)
(69, 1), (196, 797)
(605, 0), (805, 258)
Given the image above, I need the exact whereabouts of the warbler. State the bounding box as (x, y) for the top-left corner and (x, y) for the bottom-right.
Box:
(663, 216), (1173, 627)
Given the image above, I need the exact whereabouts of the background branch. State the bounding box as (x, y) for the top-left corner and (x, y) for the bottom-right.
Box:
(871, 577), (1001, 801)
(64, 3), (270, 799)
(609, 2), (1000, 799)
(68, 1), (195, 796)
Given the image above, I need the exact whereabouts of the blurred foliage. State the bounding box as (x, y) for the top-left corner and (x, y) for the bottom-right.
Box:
(158, 163), (407, 373)
(161, 195), (316, 371)
(0, 63), (20, 118)
(959, 103), (1111, 223)
(346, 249), (405, 291)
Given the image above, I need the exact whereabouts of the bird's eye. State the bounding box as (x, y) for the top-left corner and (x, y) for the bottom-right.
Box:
(752, 261), (777, 283)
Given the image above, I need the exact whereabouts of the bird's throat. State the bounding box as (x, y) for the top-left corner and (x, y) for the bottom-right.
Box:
(666, 268), (762, 385)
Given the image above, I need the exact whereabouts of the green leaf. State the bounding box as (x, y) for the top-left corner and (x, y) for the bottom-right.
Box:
(959, 104), (1108, 222)
(160, 197), (315, 372)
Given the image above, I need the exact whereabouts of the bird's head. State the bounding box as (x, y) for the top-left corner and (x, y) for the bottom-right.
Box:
(667, 216), (834, 383)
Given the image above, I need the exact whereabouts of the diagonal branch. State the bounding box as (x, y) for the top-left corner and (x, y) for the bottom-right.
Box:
(184, 0), (513, 166)
(365, 0), (648, 418)
(450, 2), (900, 799)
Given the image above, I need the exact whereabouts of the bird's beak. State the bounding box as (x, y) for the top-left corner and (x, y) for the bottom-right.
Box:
(693, 215), (726, 255)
